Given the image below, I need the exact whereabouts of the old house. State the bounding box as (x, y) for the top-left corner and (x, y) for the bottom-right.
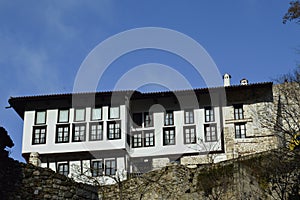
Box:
(8, 75), (279, 182)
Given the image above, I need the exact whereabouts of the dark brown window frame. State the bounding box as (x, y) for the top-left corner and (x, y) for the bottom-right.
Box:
(204, 123), (217, 142)
(132, 131), (143, 148)
(55, 124), (70, 143)
(205, 107), (215, 122)
(184, 110), (194, 124)
(235, 123), (246, 138)
(57, 162), (69, 176)
(72, 123), (86, 142)
(105, 159), (116, 176)
(32, 125), (47, 145)
(234, 104), (244, 120)
(144, 130), (155, 147)
(163, 127), (176, 145)
(89, 122), (103, 141)
(91, 160), (103, 177)
(107, 120), (121, 140)
(183, 125), (196, 144)
(164, 111), (174, 126)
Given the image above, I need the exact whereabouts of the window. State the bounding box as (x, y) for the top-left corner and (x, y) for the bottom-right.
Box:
(91, 107), (102, 121)
(184, 110), (194, 124)
(72, 124), (86, 142)
(58, 109), (69, 123)
(105, 160), (116, 176)
(58, 163), (69, 176)
(32, 126), (46, 144)
(235, 123), (246, 138)
(132, 112), (153, 128)
(204, 124), (217, 142)
(144, 112), (153, 127)
(132, 130), (155, 148)
(109, 106), (120, 119)
(163, 127), (175, 145)
(165, 111), (174, 126)
(132, 132), (143, 147)
(184, 126), (196, 144)
(89, 122), (103, 141)
(205, 107), (215, 122)
(132, 113), (142, 128)
(91, 160), (103, 177)
(35, 111), (46, 124)
(144, 131), (154, 147)
(234, 105), (244, 120)
(107, 121), (121, 140)
(74, 108), (85, 122)
(56, 124), (70, 143)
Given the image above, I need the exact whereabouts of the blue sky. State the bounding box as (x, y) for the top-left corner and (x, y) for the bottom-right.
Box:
(0, 1), (299, 162)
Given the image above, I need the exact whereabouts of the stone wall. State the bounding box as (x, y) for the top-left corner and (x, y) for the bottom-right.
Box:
(224, 101), (279, 160)
(0, 156), (99, 200)
(1, 149), (299, 199)
(101, 149), (300, 200)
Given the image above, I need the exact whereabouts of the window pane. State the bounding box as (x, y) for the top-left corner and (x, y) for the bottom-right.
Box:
(58, 163), (69, 176)
(73, 124), (86, 142)
(205, 124), (217, 142)
(164, 128), (175, 145)
(105, 160), (116, 175)
(36, 111), (46, 124)
(90, 123), (103, 141)
(234, 105), (244, 120)
(92, 161), (103, 177)
(185, 126), (196, 144)
(235, 123), (246, 138)
(191, 129), (195, 143)
(33, 126), (47, 144)
(145, 131), (154, 146)
(92, 108), (102, 120)
(144, 113), (153, 127)
(59, 110), (69, 122)
(56, 125), (69, 143)
(107, 121), (121, 140)
(110, 107), (119, 119)
(133, 132), (142, 147)
(190, 112), (194, 123)
(185, 110), (194, 124)
(165, 112), (174, 126)
(75, 109), (85, 121)
(205, 107), (214, 122)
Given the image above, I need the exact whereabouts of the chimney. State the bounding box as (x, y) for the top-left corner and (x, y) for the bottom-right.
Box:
(240, 78), (248, 85)
(223, 73), (231, 87)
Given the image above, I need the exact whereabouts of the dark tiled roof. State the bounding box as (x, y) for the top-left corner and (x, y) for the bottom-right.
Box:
(8, 82), (273, 119)
(9, 82), (272, 100)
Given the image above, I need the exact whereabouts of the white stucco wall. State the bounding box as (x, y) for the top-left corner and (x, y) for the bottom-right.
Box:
(129, 107), (223, 158)
(22, 105), (127, 154)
